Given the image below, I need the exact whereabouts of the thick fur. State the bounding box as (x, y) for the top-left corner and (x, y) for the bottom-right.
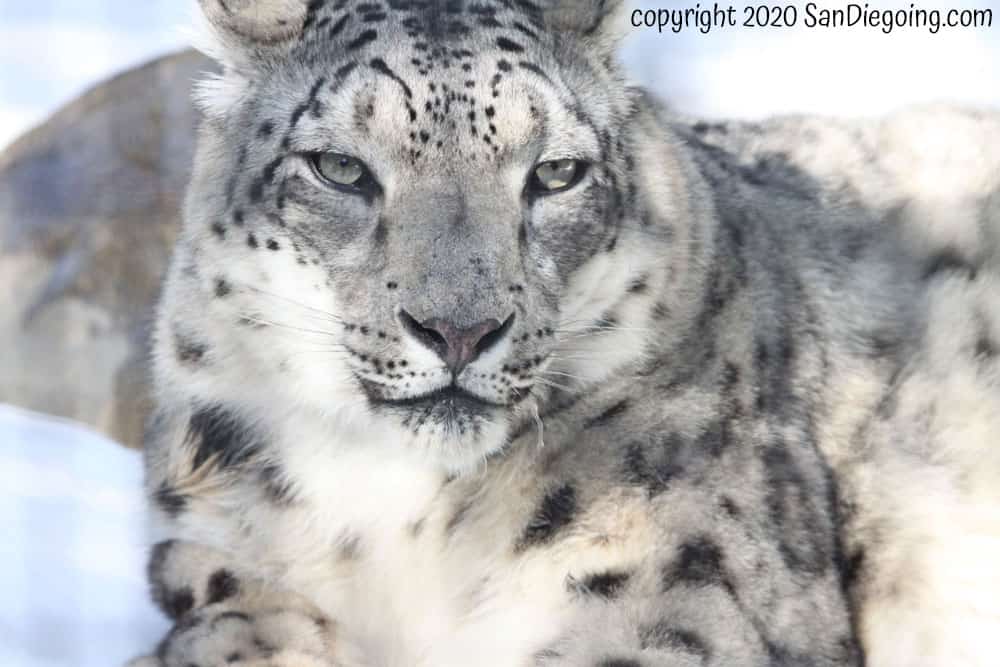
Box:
(135, 1), (1000, 666)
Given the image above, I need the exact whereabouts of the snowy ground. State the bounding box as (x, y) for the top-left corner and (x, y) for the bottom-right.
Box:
(0, 405), (168, 667)
(2, 2), (999, 666)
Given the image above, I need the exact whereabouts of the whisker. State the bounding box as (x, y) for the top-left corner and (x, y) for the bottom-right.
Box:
(533, 378), (575, 393)
(241, 285), (345, 323)
(239, 315), (342, 338)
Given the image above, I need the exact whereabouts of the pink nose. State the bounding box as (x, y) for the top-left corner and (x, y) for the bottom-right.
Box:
(400, 312), (513, 375)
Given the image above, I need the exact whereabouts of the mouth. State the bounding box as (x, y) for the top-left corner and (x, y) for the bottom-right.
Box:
(361, 381), (504, 415)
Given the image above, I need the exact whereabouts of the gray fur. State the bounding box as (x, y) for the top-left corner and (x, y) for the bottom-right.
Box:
(134, 2), (1000, 666)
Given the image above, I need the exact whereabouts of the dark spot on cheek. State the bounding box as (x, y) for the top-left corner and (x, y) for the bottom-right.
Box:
(175, 333), (208, 365)
(267, 239), (281, 251)
(215, 278), (232, 298)
(211, 222), (227, 239)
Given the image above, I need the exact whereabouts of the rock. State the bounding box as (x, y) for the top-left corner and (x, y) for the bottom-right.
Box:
(0, 50), (215, 449)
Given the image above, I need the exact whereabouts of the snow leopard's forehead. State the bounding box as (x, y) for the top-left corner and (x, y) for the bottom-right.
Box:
(227, 1), (624, 168)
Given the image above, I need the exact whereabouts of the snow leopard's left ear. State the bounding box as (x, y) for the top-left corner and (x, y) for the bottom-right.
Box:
(543, 0), (630, 53)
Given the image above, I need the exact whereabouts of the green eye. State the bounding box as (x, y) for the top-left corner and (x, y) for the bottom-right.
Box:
(312, 153), (370, 189)
(530, 159), (587, 194)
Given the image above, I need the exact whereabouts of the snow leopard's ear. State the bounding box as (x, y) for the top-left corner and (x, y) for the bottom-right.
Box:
(543, 0), (630, 54)
(192, 0), (306, 119)
(197, 0), (306, 47)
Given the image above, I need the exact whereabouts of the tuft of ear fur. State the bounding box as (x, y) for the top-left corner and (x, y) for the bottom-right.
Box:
(191, 0), (306, 119)
(197, 0), (306, 45)
(543, 0), (630, 52)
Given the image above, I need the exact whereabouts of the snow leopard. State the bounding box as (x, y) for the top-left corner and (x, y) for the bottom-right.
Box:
(131, 1), (1000, 666)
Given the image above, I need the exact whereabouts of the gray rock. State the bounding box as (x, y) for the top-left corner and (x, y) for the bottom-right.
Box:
(0, 50), (214, 448)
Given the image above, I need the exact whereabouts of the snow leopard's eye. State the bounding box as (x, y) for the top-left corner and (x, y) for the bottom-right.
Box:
(309, 153), (377, 194)
(528, 159), (588, 196)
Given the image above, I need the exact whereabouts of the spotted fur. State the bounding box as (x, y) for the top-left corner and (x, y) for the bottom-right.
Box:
(135, 1), (1000, 666)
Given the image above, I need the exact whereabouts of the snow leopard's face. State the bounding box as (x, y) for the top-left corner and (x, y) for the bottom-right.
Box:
(171, 0), (641, 472)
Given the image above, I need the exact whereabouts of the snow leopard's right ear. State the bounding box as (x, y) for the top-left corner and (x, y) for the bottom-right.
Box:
(197, 0), (307, 49)
(192, 0), (307, 118)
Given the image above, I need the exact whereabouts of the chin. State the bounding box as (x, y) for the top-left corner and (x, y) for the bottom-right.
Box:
(378, 394), (516, 475)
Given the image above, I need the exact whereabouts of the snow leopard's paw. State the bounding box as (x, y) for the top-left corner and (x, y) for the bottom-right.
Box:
(132, 540), (339, 667)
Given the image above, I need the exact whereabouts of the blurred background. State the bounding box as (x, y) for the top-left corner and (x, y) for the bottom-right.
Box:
(1, 1), (997, 665)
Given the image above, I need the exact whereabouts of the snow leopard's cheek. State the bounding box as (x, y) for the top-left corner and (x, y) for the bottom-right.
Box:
(527, 166), (623, 283)
(275, 170), (385, 264)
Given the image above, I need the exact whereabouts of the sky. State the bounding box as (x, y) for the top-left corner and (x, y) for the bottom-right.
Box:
(1, 1), (999, 149)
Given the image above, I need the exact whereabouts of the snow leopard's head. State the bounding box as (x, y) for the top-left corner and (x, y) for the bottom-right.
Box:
(160, 0), (690, 473)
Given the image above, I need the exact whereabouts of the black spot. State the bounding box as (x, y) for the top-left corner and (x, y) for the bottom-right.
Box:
(585, 400), (629, 429)
(267, 239), (281, 251)
(720, 496), (741, 519)
(211, 222), (226, 239)
(207, 569), (240, 604)
(597, 660), (641, 667)
(338, 533), (363, 560)
(347, 29), (378, 50)
(623, 438), (684, 497)
(149, 541), (196, 620)
(573, 571), (631, 599)
(215, 278), (232, 298)
(842, 548), (865, 589)
(369, 58), (413, 98)
(496, 37), (524, 53)
(516, 484), (577, 551)
(164, 587), (194, 621)
(517, 62), (550, 84)
(627, 275), (649, 294)
(187, 405), (259, 471)
(976, 334), (997, 359)
(155, 483), (188, 517)
(662, 536), (735, 597)
(247, 233), (259, 249)
(923, 249), (977, 281)
(753, 335), (796, 415)
(289, 76), (329, 130)
(175, 333), (208, 366)
(761, 444), (830, 574)
(259, 463), (298, 505)
(638, 621), (710, 660)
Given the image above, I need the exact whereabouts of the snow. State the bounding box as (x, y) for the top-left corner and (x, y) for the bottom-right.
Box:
(0, 405), (169, 667)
